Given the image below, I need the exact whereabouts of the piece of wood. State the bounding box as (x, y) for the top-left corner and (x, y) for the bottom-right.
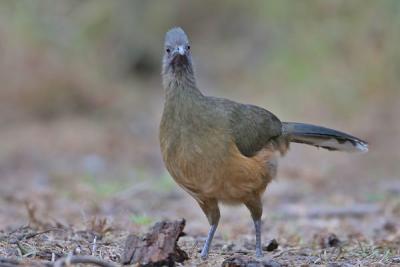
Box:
(122, 219), (188, 266)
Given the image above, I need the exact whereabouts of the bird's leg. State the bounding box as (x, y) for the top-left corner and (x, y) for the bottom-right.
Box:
(198, 198), (220, 259)
(245, 196), (263, 258)
(254, 218), (262, 258)
(201, 224), (218, 259)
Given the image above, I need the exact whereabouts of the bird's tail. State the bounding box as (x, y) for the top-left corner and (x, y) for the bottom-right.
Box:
(282, 122), (368, 152)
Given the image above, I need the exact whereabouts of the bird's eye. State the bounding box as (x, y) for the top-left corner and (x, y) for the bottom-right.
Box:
(166, 48), (171, 53)
(187, 45), (191, 50)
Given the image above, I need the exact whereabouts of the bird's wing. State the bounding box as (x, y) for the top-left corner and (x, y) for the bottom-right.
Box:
(229, 104), (283, 157)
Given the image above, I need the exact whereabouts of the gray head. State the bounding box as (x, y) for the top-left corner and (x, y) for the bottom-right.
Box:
(162, 27), (194, 77)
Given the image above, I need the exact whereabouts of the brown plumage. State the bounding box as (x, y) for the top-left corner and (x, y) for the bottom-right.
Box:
(159, 27), (368, 259)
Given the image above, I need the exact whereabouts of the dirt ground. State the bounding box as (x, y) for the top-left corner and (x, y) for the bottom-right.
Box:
(0, 99), (399, 266)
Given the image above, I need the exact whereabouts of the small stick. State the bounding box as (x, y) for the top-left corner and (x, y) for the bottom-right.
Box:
(92, 236), (97, 256)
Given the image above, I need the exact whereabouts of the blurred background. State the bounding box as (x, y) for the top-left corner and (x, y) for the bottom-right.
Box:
(0, 0), (399, 248)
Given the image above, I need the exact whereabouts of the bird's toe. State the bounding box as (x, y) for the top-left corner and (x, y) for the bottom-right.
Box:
(200, 251), (209, 260)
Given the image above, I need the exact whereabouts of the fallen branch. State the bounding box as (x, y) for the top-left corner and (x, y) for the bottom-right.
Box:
(122, 219), (188, 266)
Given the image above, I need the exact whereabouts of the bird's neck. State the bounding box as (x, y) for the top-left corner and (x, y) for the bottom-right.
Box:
(163, 71), (203, 102)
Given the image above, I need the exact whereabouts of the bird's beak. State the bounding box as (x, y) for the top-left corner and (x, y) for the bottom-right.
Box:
(171, 46), (188, 66)
(177, 46), (185, 56)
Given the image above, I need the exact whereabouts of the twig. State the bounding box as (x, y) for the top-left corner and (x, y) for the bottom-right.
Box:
(23, 229), (62, 240)
(334, 246), (344, 260)
(53, 256), (118, 267)
(7, 226), (29, 236)
(272, 248), (298, 258)
(189, 240), (200, 258)
(91, 236), (97, 256)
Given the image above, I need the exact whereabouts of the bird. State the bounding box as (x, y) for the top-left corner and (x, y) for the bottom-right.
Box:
(159, 27), (368, 259)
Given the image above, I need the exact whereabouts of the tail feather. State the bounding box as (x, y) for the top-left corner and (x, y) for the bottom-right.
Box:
(283, 122), (368, 153)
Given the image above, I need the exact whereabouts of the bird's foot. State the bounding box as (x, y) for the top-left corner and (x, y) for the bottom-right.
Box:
(200, 247), (209, 260)
(255, 248), (263, 258)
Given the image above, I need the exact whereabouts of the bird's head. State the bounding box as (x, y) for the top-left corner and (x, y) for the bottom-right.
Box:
(162, 27), (193, 78)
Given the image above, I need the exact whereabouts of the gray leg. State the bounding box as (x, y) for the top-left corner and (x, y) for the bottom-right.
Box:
(198, 199), (220, 259)
(200, 224), (218, 259)
(254, 219), (263, 258)
(244, 196), (263, 258)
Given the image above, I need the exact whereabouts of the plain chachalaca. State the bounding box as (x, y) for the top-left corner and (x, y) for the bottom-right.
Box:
(159, 27), (368, 259)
